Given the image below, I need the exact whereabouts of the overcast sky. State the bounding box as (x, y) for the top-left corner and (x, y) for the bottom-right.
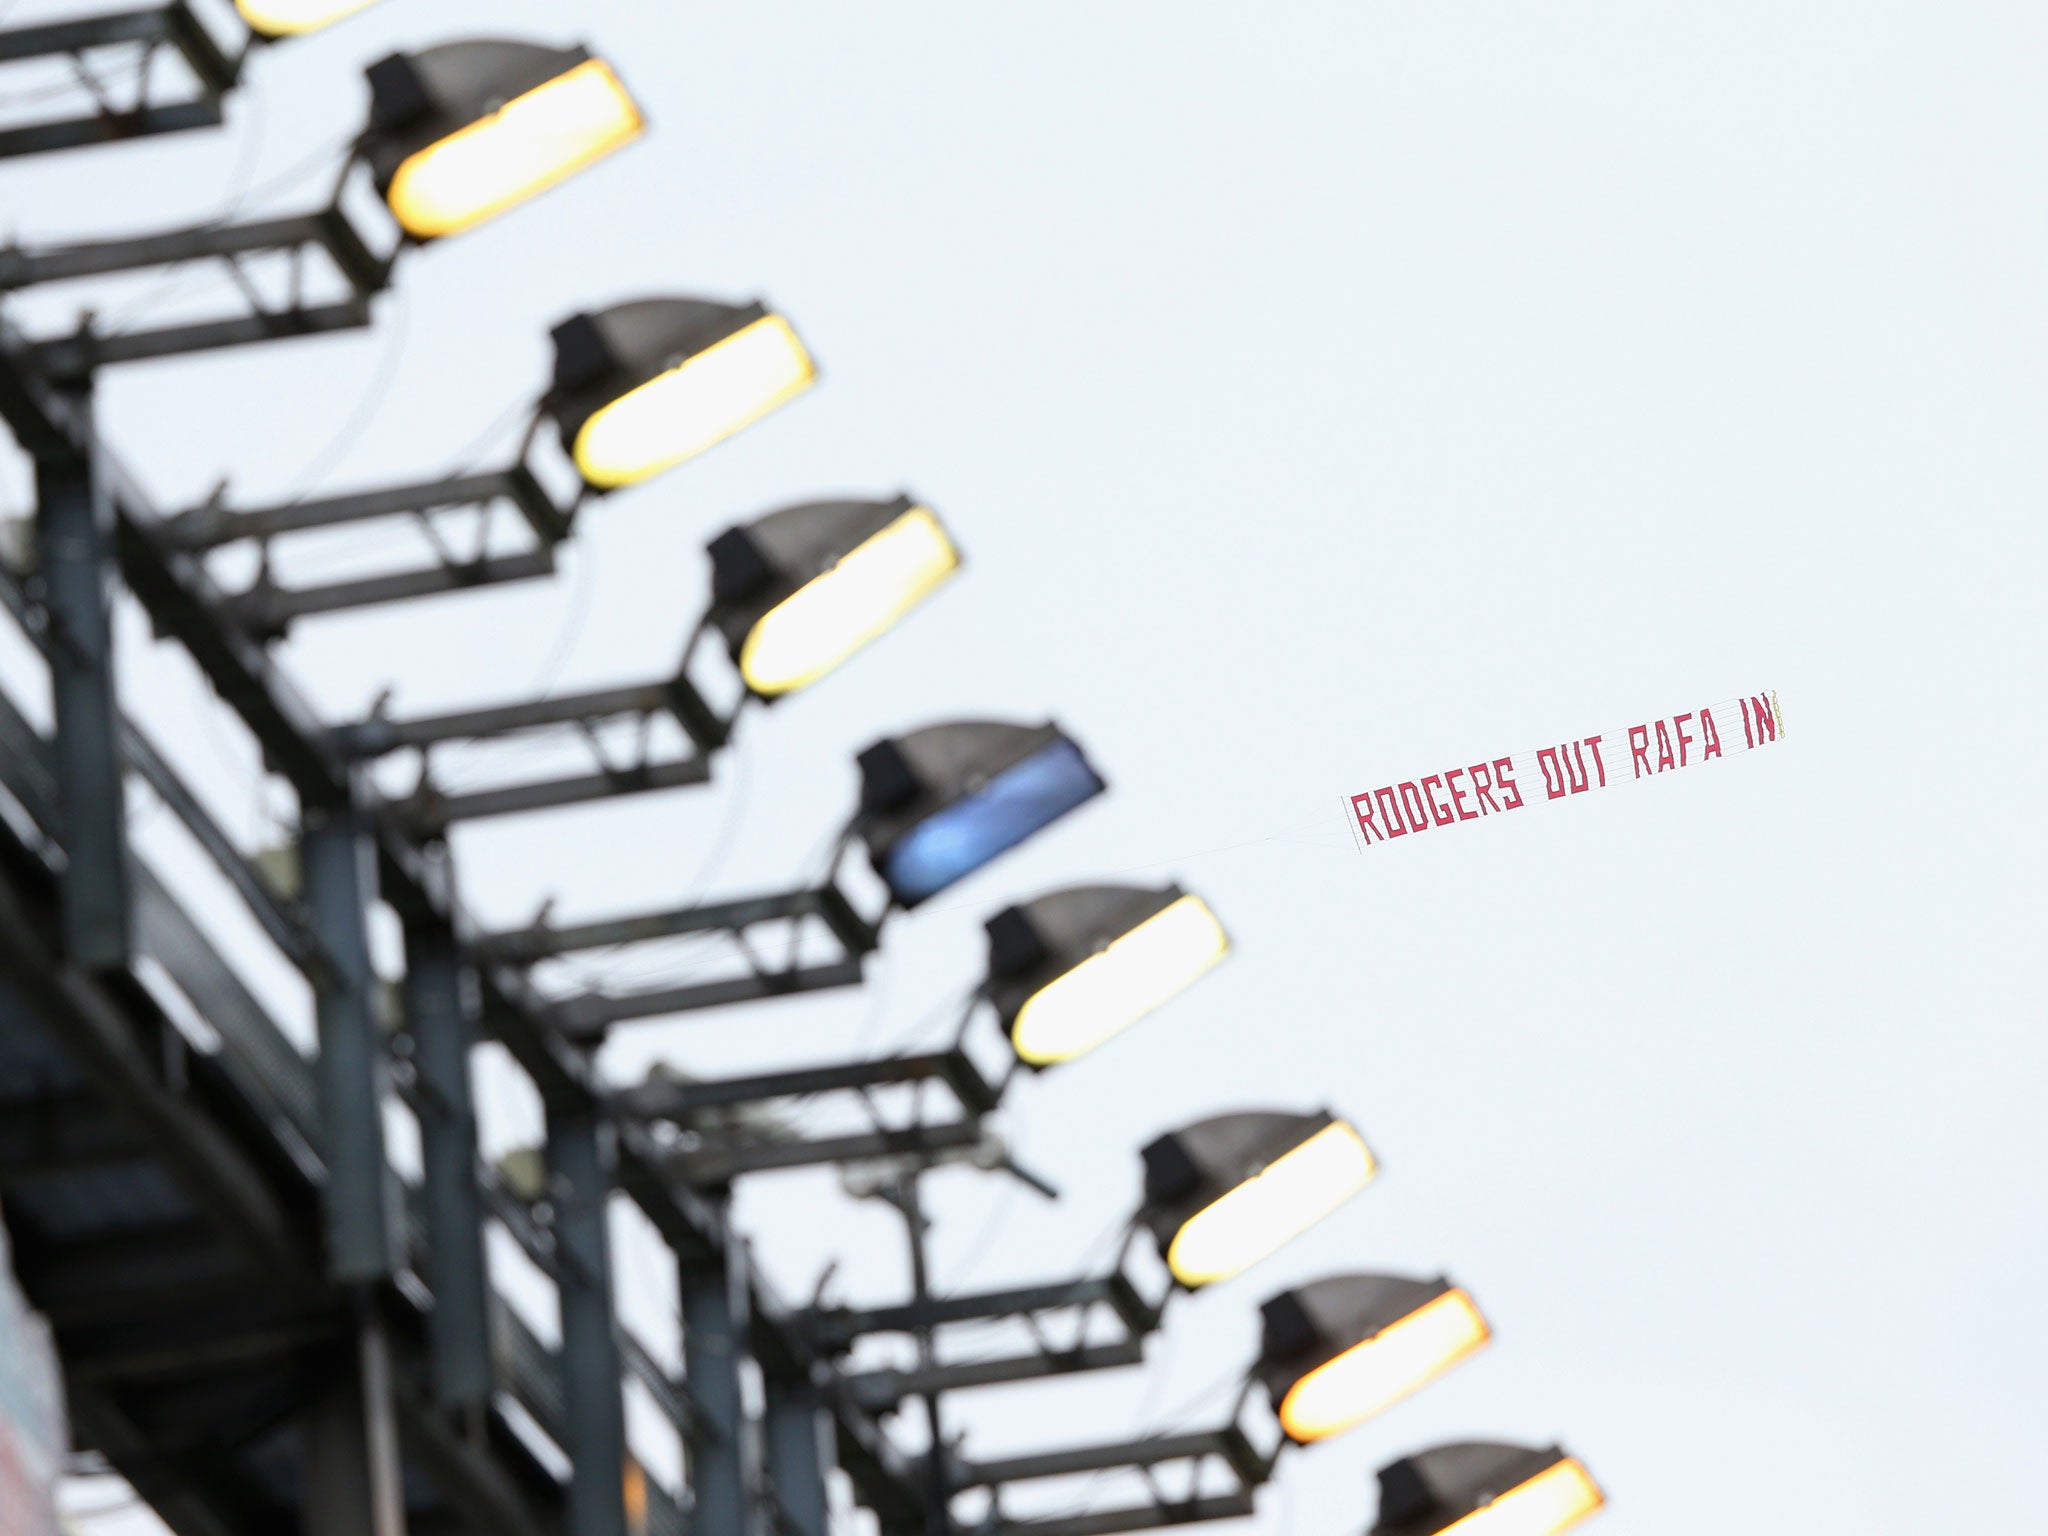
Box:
(6, 2), (2046, 1533)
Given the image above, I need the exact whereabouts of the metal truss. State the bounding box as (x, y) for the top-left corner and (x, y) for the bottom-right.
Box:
(0, 3), (242, 160)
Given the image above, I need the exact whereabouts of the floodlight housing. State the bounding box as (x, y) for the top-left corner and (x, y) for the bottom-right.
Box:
(1258, 1274), (1490, 1444)
(857, 721), (1106, 909)
(707, 496), (958, 698)
(1371, 1443), (1604, 1536)
(238, 0), (380, 36)
(985, 884), (1228, 1067)
(1140, 1109), (1376, 1289)
(551, 298), (816, 490)
(364, 40), (644, 240)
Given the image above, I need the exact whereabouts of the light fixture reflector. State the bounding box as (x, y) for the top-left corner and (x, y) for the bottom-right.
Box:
(1167, 1121), (1376, 1287)
(386, 58), (643, 239)
(739, 507), (957, 695)
(1011, 894), (1227, 1065)
(238, 0), (379, 34)
(573, 314), (815, 488)
(1279, 1288), (1490, 1443)
(1437, 1459), (1604, 1536)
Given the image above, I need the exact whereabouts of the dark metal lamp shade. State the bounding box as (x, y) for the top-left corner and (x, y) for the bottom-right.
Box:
(1371, 1442), (1604, 1536)
(856, 721), (1105, 908)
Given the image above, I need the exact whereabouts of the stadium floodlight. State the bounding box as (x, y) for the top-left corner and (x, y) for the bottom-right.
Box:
(707, 496), (957, 697)
(364, 41), (644, 240)
(984, 884), (1228, 1066)
(857, 721), (1106, 909)
(237, 0), (381, 36)
(550, 299), (817, 490)
(1258, 1275), (1490, 1444)
(1371, 1443), (1605, 1536)
(1140, 1110), (1376, 1288)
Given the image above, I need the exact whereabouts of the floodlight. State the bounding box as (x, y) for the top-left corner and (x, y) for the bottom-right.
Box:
(707, 496), (958, 697)
(857, 722), (1106, 908)
(1258, 1275), (1489, 1443)
(1371, 1443), (1604, 1536)
(1140, 1110), (1376, 1288)
(237, 0), (380, 36)
(364, 41), (644, 240)
(985, 884), (1228, 1066)
(551, 299), (817, 490)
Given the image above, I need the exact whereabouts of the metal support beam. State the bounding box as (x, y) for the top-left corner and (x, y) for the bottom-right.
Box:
(404, 752), (711, 834)
(164, 461), (571, 552)
(302, 1309), (410, 1536)
(33, 374), (133, 966)
(807, 1275), (1136, 1349)
(763, 1365), (832, 1536)
(0, 4), (240, 160)
(224, 549), (560, 640)
(403, 908), (493, 1412)
(847, 1341), (1149, 1413)
(665, 1120), (987, 1187)
(683, 1198), (763, 1536)
(621, 1047), (1002, 1122)
(546, 1106), (630, 1536)
(337, 680), (672, 759)
(301, 797), (399, 1282)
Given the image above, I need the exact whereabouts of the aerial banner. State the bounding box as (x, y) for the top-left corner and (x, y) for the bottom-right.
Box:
(1342, 690), (1785, 852)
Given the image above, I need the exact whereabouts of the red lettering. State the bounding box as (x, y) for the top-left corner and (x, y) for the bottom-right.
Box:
(1375, 787), (1406, 837)
(1740, 699), (1754, 748)
(1673, 712), (1694, 766)
(1629, 725), (1651, 779)
(1468, 762), (1499, 813)
(1700, 708), (1722, 760)
(1397, 782), (1430, 833)
(1494, 757), (1523, 810)
(1446, 767), (1477, 821)
(1420, 775), (1455, 827)
(1351, 792), (1384, 844)
(1750, 694), (1776, 743)
(1654, 721), (1675, 772)
(1537, 747), (1568, 800)
(1563, 742), (1590, 794)
(1583, 734), (1607, 787)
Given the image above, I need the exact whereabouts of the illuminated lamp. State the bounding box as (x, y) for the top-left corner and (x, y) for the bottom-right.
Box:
(857, 722), (1106, 908)
(1258, 1274), (1490, 1443)
(1140, 1110), (1377, 1288)
(985, 884), (1228, 1066)
(237, 0), (380, 35)
(707, 496), (957, 697)
(551, 298), (816, 490)
(363, 40), (644, 240)
(1370, 1442), (1605, 1536)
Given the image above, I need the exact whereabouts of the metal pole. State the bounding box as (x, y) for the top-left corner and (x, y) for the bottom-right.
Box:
(302, 1302), (410, 1536)
(301, 794), (400, 1282)
(403, 907), (492, 1412)
(547, 1104), (631, 1536)
(32, 372), (132, 967)
(762, 1363), (832, 1536)
(684, 1199), (762, 1536)
(892, 1172), (952, 1536)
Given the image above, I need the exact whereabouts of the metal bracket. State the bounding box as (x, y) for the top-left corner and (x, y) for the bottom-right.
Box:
(0, 3), (242, 160)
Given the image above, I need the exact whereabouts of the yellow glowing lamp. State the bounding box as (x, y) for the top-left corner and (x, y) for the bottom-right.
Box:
(551, 300), (817, 491)
(1370, 1442), (1605, 1536)
(364, 42), (643, 241)
(1140, 1111), (1377, 1289)
(238, 0), (380, 35)
(1257, 1275), (1490, 1444)
(706, 496), (959, 698)
(985, 886), (1229, 1067)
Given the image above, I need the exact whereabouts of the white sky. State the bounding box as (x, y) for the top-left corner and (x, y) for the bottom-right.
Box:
(6, 2), (2047, 1533)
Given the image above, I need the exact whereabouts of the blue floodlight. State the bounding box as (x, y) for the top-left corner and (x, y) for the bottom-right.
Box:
(857, 722), (1105, 907)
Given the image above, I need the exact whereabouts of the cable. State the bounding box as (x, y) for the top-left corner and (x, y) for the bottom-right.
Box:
(262, 289), (411, 508)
